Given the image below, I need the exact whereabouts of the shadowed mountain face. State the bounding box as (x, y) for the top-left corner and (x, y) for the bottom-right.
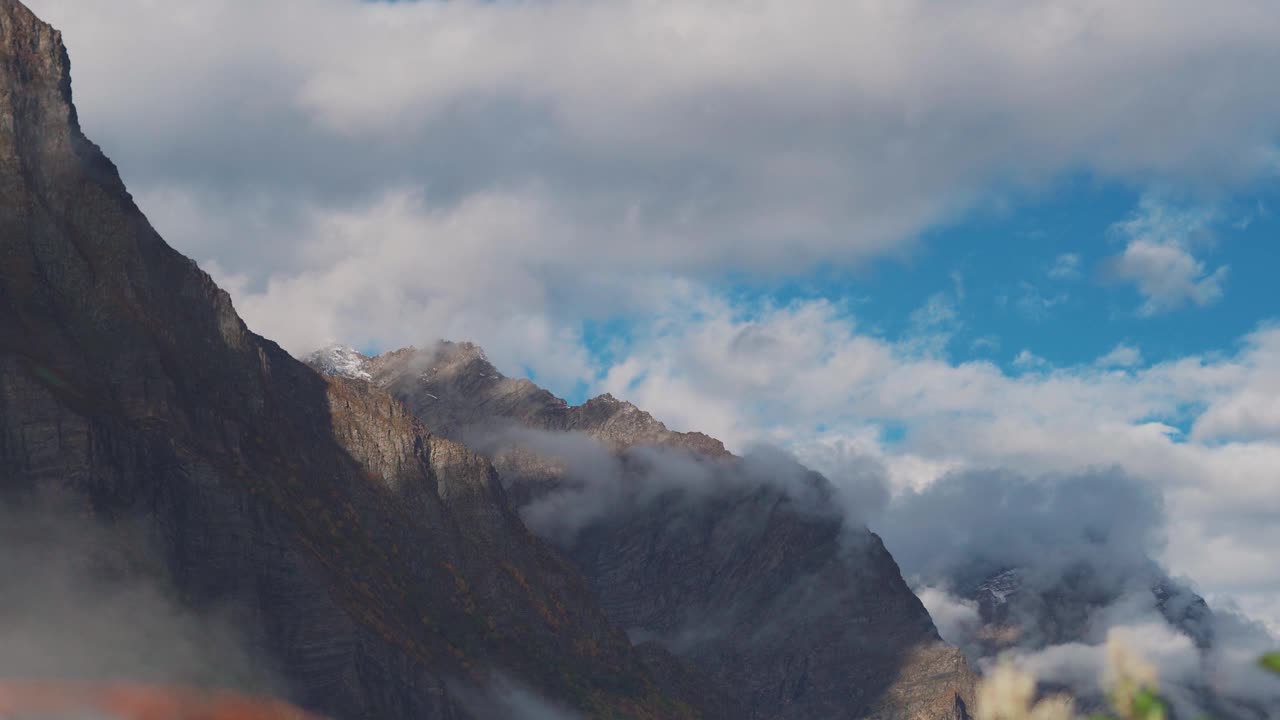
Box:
(0, 3), (721, 718)
(312, 342), (978, 720)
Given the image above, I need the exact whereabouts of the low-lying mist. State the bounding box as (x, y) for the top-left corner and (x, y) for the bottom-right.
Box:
(451, 673), (583, 720)
(0, 501), (279, 694)
(460, 422), (853, 546)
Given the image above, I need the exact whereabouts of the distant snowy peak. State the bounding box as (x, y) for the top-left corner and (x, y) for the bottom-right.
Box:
(976, 568), (1020, 606)
(306, 343), (371, 380)
(306, 340), (730, 458)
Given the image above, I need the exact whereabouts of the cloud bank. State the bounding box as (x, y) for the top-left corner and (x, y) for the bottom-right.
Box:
(25, 0), (1280, 366)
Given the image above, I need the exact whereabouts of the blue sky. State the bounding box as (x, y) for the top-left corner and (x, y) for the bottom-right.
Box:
(806, 186), (1271, 366)
(566, 177), (1279, 405)
(27, 0), (1280, 637)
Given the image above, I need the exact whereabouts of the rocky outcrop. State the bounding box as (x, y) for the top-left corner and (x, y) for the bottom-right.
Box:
(359, 342), (729, 457)
(319, 342), (978, 719)
(0, 3), (712, 717)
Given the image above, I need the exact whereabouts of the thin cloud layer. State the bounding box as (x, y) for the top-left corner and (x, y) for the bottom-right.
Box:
(1096, 343), (1143, 368)
(1107, 196), (1230, 315)
(877, 467), (1165, 589)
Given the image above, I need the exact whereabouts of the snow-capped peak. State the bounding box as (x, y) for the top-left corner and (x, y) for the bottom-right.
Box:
(976, 568), (1021, 606)
(306, 343), (371, 380)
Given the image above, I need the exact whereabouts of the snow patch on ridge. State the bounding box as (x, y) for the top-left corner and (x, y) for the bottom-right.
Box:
(306, 343), (371, 380)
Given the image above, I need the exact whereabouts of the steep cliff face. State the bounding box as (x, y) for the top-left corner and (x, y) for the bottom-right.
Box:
(319, 342), (978, 720)
(0, 3), (710, 718)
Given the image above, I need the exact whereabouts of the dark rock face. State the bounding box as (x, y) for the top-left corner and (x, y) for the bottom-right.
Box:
(0, 3), (711, 718)
(570, 494), (972, 720)
(325, 342), (978, 719)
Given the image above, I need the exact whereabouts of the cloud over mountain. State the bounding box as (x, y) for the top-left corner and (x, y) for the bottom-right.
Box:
(26, 0), (1280, 364)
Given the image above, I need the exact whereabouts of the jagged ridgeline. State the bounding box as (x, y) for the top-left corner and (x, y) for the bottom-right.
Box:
(0, 0), (974, 717)
(308, 343), (979, 720)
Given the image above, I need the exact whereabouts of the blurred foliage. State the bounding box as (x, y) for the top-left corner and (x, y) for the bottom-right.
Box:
(1260, 652), (1280, 676)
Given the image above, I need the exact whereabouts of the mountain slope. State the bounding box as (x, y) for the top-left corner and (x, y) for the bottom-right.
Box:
(0, 3), (716, 717)
(314, 342), (979, 720)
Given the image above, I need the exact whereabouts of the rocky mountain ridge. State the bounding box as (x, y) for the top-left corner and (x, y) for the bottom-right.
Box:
(309, 342), (978, 720)
(360, 342), (731, 458)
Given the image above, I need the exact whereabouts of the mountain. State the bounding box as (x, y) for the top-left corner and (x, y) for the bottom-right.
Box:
(356, 343), (728, 457)
(959, 566), (1213, 656)
(309, 342), (979, 720)
(0, 3), (723, 717)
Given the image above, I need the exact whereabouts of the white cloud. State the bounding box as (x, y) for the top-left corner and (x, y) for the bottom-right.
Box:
(1012, 349), (1049, 369)
(950, 270), (967, 302)
(1003, 624), (1201, 697)
(22, 0), (1280, 361)
(1013, 281), (1068, 322)
(916, 586), (981, 648)
(1190, 329), (1280, 442)
(1114, 241), (1229, 314)
(1096, 343), (1143, 368)
(1108, 196), (1230, 315)
(970, 336), (1002, 355)
(1001, 619), (1280, 715)
(904, 292), (962, 356)
(206, 188), (600, 389)
(1194, 392), (1280, 443)
(1049, 253), (1082, 280)
(909, 293), (960, 330)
